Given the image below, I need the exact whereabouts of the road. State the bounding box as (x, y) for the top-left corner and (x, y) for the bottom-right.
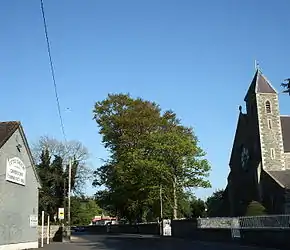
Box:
(40, 233), (278, 250)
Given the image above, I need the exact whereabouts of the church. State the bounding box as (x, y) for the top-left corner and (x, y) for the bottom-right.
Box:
(226, 69), (290, 216)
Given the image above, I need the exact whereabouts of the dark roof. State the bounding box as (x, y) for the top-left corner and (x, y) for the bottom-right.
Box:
(0, 121), (20, 149)
(280, 116), (290, 152)
(268, 170), (290, 188)
(244, 70), (277, 101)
(229, 112), (248, 166)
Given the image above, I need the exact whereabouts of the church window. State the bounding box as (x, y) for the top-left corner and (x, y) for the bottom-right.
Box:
(270, 148), (275, 159)
(265, 101), (271, 113)
(268, 119), (272, 129)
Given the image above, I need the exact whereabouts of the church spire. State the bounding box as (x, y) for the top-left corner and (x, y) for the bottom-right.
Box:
(244, 69), (277, 102)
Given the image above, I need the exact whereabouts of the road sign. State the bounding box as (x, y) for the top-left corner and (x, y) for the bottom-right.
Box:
(58, 208), (64, 220)
(29, 215), (38, 228)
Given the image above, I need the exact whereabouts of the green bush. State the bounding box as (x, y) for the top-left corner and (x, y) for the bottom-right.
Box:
(245, 201), (267, 216)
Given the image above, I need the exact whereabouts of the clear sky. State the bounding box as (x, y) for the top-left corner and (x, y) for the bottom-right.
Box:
(1, 0), (290, 199)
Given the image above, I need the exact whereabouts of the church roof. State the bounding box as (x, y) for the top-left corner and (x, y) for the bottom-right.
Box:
(268, 170), (290, 188)
(280, 116), (290, 152)
(0, 121), (20, 149)
(244, 70), (277, 101)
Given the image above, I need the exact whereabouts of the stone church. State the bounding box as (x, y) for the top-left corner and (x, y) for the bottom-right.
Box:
(225, 69), (290, 216)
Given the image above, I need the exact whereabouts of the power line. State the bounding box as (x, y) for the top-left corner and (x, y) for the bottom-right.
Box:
(40, 0), (67, 142)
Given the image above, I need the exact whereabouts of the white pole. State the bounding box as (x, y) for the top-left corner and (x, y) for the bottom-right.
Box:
(46, 215), (50, 245)
(68, 159), (72, 240)
(41, 211), (44, 247)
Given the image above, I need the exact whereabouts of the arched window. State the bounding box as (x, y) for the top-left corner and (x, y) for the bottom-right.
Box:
(265, 101), (271, 113)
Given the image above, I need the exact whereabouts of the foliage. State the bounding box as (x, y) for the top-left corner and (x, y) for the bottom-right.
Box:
(92, 93), (211, 222)
(36, 148), (84, 221)
(33, 136), (91, 194)
(245, 201), (267, 216)
(178, 192), (206, 218)
(281, 79), (290, 95)
(190, 198), (206, 218)
(71, 196), (103, 226)
(205, 189), (225, 217)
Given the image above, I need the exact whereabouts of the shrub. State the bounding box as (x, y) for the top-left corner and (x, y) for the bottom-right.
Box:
(245, 201), (267, 216)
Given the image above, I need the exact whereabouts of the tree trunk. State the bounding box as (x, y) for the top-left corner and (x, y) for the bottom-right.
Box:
(173, 175), (178, 219)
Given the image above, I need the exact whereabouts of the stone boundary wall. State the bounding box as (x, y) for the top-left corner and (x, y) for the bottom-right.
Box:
(37, 225), (60, 239)
(85, 218), (290, 249)
(197, 217), (233, 228)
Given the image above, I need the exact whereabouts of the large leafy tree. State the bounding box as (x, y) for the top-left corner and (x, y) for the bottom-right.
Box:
(93, 93), (211, 221)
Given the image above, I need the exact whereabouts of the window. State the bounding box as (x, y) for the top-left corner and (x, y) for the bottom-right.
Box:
(265, 101), (271, 113)
(268, 119), (272, 129)
(270, 148), (275, 159)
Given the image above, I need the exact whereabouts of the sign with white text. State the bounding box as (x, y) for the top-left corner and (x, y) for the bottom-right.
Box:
(6, 157), (26, 186)
(29, 215), (38, 228)
(58, 208), (64, 220)
(162, 219), (172, 236)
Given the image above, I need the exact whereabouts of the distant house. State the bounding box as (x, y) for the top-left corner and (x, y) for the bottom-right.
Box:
(91, 215), (117, 225)
(0, 121), (41, 250)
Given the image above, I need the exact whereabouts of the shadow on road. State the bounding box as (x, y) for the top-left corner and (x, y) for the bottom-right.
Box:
(70, 233), (278, 250)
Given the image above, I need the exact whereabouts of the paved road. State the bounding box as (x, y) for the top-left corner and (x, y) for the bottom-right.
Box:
(41, 233), (278, 250)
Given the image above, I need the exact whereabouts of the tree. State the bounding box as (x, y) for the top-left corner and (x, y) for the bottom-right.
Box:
(177, 192), (206, 219)
(33, 136), (91, 194)
(36, 148), (87, 221)
(245, 201), (267, 216)
(93, 93), (211, 221)
(206, 189), (225, 217)
(190, 198), (206, 218)
(36, 150), (65, 221)
(71, 197), (103, 226)
(281, 78), (290, 95)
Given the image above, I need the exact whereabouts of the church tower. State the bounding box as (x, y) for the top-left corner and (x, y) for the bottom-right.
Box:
(245, 69), (285, 171)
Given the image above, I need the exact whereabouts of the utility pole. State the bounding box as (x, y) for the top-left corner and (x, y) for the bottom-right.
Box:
(67, 158), (72, 241)
(159, 185), (163, 236)
(159, 185), (163, 219)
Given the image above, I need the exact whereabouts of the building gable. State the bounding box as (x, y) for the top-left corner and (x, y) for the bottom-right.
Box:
(229, 112), (248, 167)
(0, 121), (41, 188)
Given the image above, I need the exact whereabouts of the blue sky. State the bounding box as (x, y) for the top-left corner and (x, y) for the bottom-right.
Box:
(1, 0), (290, 199)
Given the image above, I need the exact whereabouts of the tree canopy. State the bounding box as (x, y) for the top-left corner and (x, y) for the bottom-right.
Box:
(33, 136), (92, 194)
(71, 196), (103, 226)
(93, 93), (211, 222)
(34, 137), (92, 222)
(205, 189), (225, 217)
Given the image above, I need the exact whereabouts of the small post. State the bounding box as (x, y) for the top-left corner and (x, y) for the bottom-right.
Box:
(159, 185), (163, 236)
(41, 211), (44, 247)
(159, 185), (163, 219)
(47, 215), (50, 245)
(67, 158), (72, 241)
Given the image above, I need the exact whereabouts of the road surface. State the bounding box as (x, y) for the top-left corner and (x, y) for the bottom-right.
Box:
(40, 233), (277, 250)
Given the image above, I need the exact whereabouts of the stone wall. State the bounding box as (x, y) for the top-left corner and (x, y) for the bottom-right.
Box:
(83, 218), (290, 249)
(84, 223), (160, 235)
(37, 225), (60, 240)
